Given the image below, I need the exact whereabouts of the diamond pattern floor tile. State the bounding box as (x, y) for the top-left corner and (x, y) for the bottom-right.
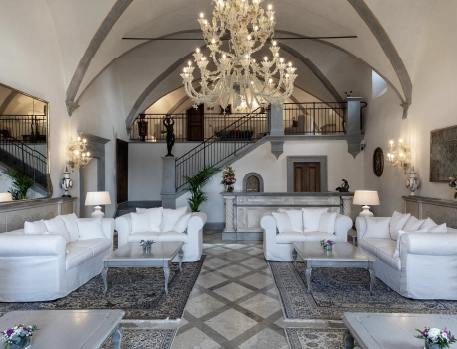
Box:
(204, 257), (230, 269)
(213, 282), (254, 302)
(186, 293), (226, 318)
(239, 293), (282, 318)
(197, 272), (228, 289)
(238, 328), (288, 349)
(173, 327), (221, 349)
(240, 257), (267, 269)
(239, 273), (273, 289)
(204, 309), (258, 340)
(217, 264), (251, 278)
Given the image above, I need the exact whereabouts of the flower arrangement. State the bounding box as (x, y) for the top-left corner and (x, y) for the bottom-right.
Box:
(1, 324), (38, 349)
(140, 240), (155, 249)
(221, 165), (236, 192)
(415, 327), (456, 348)
(320, 239), (335, 250)
(449, 172), (457, 200)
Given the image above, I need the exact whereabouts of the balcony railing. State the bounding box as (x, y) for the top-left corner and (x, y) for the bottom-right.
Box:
(0, 115), (47, 143)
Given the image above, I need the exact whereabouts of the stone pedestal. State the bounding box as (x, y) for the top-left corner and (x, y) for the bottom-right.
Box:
(223, 196), (236, 235)
(269, 104), (284, 137)
(161, 157), (176, 209)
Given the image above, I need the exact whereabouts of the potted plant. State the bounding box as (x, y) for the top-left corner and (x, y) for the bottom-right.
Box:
(2, 168), (34, 200)
(183, 166), (218, 212)
(415, 327), (457, 349)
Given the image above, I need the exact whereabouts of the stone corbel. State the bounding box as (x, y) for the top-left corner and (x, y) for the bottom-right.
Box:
(270, 140), (284, 159)
(346, 139), (361, 159)
(401, 101), (411, 119)
(66, 100), (80, 116)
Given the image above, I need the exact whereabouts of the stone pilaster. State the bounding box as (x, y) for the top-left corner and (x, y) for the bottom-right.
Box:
(269, 104), (284, 136)
(223, 196), (236, 232)
(342, 196), (353, 217)
(161, 157), (176, 209)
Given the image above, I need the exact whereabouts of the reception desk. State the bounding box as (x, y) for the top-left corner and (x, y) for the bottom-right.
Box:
(221, 192), (354, 240)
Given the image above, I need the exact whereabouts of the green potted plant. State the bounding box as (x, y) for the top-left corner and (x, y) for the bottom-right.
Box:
(2, 168), (34, 200)
(183, 166), (219, 212)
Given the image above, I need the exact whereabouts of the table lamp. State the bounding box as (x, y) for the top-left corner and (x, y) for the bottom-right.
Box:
(0, 193), (12, 202)
(85, 191), (111, 217)
(353, 190), (380, 217)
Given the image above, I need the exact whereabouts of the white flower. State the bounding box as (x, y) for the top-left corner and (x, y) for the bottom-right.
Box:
(442, 332), (449, 340)
(428, 328), (441, 342)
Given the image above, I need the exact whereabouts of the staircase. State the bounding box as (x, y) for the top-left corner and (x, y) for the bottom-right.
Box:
(174, 107), (268, 192)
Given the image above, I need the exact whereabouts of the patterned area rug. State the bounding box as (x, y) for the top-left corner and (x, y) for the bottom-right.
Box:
(0, 256), (205, 320)
(270, 262), (457, 320)
(102, 329), (176, 349)
(285, 328), (360, 349)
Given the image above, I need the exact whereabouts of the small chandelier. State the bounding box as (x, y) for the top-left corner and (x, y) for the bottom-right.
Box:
(68, 136), (91, 170)
(386, 138), (411, 173)
(181, 0), (297, 111)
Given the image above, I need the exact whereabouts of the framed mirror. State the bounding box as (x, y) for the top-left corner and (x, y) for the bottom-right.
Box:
(0, 82), (49, 199)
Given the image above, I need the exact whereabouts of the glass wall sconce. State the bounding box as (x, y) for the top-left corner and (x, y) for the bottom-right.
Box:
(386, 138), (411, 173)
(68, 136), (91, 170)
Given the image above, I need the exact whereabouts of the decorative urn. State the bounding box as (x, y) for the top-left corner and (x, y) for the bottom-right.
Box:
(61, 166), (73, 197)
(406, 167), (420, 196)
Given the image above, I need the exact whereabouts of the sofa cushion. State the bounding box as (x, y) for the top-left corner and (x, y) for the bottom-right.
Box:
(66, 245), (93, 271)
(127, 232), (161, 243)
(76, 217), (105, 240)
(45, 217), (72, 245)
(420, 217), (437, 230)
(71, 239), (111, 257)
(390, 211), (411, 240)
(173, 213), (191, 233)
(364, 217), (391, 239)
(303, 231), (337, 242)
(59, 213), (79, 242)
(156, 232), (189, 243)
(428, 223), (447, 232)
(359, 238), (395, 257)
(318, 212), (337, 234)
(162, 207), (187, 232)
(403, 216), (425, 232)
(131, 211), (152, 233)
(136, 207), (162, 232)
(24, 220), (47, 234)
(279, 209), (303, 233)
(276, 232), (307, 243)
(272, 212), (293, 233)
(376, 245), (401, 270)
(302, 208), (328, 232)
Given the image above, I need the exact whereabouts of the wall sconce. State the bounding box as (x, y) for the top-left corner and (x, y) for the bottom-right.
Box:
(68, 136), (92, 170)
(386, 138), (411, 173)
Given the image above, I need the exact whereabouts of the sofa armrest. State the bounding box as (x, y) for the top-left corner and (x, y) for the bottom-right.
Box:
(334, 214), (352, 241)
(102, 218), (115, 240)
(115, 214), (132, 248)
(260, 212), (277, 241)
(188, 212), (207, 236)
(355, 216), (366, 240)
(0, 235), (66, 257)
(401, 233), (457, 256)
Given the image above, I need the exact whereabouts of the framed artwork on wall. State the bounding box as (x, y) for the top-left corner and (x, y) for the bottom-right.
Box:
(430, 125), (457, 182)
(373, 147), (384, 177)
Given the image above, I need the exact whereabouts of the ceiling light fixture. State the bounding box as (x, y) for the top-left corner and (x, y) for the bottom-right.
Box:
(181, 0), (297, 112)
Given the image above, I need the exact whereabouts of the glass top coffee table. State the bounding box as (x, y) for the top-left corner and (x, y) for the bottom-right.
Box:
(102, 242), (184, 295)
(292, 241), (376, 295)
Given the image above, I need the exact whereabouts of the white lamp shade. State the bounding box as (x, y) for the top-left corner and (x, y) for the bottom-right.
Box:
(353, 190), (380, 206)
(85, 191), (111, 206)
(0, 193), (12, 202)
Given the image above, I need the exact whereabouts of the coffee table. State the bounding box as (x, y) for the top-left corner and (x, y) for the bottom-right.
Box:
(292, 241), (376, 295)
(0, 309), (124, 349)
(102, 241), (184, 295)
(342, 312), (457, 349)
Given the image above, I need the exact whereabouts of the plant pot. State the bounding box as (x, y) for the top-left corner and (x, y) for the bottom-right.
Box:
(425, 340), (440, 349)
(225, 185), (234, 192)
(10, 337), (32, 349)
(323, 245), (332, 250)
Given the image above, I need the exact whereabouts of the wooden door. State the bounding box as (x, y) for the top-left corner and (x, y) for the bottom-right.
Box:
(116, 139), (128, 203)
(187, 105), (204, 141)
(294, 162), (320, 192)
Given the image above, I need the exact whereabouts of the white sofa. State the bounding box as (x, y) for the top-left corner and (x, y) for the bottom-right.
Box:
(115, 207), (206, 262)
(261, 208), (353, 261)
(356, 214), (457, 300)
(0, 215), (115, 302)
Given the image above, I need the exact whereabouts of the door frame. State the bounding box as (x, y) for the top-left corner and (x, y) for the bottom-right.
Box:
(286, 156), (328, 192)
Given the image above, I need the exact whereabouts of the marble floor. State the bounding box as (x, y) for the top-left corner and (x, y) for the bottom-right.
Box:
(121, 230), (347, 348)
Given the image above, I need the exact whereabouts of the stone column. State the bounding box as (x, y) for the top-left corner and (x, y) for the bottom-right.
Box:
(223, 196), (236, 232)
(346, 97), (362, 135)
(342, 196), (353, 217)
(269, 104), (284, 136)
(161, 157), (176, 209)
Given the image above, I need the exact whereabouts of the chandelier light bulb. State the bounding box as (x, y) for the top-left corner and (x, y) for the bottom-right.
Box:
(82, 138), (87, 143)
(270, 16), (274, 21)
(269, 78), (273, 83)
(77, 137), (81, 141)
(268, 4), (272, 10)
(264, 56), (268, 61)
(273, 40), (277, 46)
(247, 35), (251, 40)
(254, 26), (258, 31)
(196, 48), (200, 53)
(399, 139), (403, 143)
(211, 38), (216, 44)
(390, 140), (394, 145)
(223, 54), (226, 58)
(280, 58), (284, 63)
(87, 152), (90, 157)
(200, 12), (204, 18)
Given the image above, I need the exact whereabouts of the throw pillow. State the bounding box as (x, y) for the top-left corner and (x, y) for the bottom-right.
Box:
(271, 212), (293, 234)
(44, 217), (72, 245)
(278, 209), (303, 232)
(428, 223), (447, 233)
(389, 211), (411, 240)
(173, 213), (192, 233)
(318, 212), (337, 234)
(420, 217), (438, 230)
(131, 211), (152, 233)
(302, 208), (329, 232)
(24, 220), (47, 234)
(162, 207), (187, 232)
(403, 216), (425, 232)
(59, 213), (79, 242)
(76, 217), (105, 240)
(363, 217), (391, 239)
(393, 228), (428, 258)
(136, 207), (162, 232)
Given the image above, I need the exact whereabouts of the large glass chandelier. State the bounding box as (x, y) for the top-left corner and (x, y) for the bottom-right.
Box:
(181, 0), (297, 111)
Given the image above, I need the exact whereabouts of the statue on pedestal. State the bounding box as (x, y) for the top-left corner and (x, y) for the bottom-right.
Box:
(335, 179), (350, 192)
(164, 114), (175, 157)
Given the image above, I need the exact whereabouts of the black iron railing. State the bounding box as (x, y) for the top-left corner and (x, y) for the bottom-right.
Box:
(0, 115), (47, 143)
(175, 108), (267, 191)
(0, 136), (47, 187)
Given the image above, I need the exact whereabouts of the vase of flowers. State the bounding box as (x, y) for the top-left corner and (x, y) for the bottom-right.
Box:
(449, 172), (457, 201)
(1, 324), (38, 349)
(140, 240), (154, 253)
(221, 165), (236, 192)
(415, 327), (457, 349)
(320, 239), (335, 250)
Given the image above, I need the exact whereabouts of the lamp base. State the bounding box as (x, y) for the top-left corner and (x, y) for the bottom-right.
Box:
(91, 205), (105, 218)
(359, 205), (374, 217)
